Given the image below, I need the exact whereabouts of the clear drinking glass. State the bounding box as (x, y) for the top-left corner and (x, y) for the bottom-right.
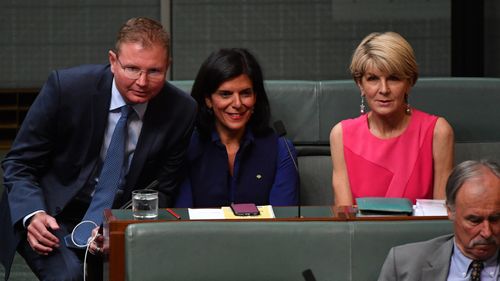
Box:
(132, 189), (158, 219)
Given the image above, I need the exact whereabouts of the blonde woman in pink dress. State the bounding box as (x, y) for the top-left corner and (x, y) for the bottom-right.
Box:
(330, 32), (454, 206)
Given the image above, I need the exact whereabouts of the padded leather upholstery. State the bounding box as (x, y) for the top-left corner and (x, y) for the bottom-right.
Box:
(125, 221), (351, 281)
(170, 78), (500, 205)
(296, 155), (333, 205)
(412, 78), (500, 142)
(124, 219), (453, 281)
(350, 220), (454, 281)
(266, 81), (320, 144)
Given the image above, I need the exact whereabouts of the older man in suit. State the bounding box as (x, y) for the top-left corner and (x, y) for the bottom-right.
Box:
(377, 159), (500, 281)
(0, 17), (196, 280)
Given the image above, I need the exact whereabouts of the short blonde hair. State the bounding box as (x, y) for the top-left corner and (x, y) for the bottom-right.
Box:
(350, 32), (418, 86)
(115, 17), (170, 59)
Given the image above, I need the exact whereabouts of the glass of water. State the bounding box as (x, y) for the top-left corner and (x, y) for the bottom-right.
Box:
(132, 189), (158, 219)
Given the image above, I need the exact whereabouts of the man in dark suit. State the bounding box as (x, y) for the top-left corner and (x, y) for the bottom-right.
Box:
(0, 17), (196, 280)
(377, 160), (500, 281)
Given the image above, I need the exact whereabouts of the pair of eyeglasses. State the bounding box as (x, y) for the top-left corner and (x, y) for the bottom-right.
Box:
(115, 55), (166, 81)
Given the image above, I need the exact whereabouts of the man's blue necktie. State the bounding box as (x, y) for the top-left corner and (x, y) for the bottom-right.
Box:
(66, 105), (132, 247)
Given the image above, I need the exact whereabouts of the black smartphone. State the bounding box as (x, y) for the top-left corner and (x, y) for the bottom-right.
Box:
(230, 203), (260, 216)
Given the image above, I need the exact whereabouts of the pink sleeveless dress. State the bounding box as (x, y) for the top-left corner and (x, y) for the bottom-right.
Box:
(341, 109), (438, 204)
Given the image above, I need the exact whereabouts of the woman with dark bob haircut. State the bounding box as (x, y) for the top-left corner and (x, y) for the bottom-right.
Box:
(175, 48), (299, 208)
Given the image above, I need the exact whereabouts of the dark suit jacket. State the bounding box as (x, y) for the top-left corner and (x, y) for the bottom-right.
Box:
(0, 64), (196, 279)
(377, 234), (454, 281)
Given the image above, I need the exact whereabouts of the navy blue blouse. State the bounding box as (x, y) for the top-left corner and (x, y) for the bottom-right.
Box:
(174, 128), (299, 208)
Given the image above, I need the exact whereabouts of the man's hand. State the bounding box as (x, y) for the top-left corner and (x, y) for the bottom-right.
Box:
(26, 212), (60, 255)
(89, 226), (104, 255)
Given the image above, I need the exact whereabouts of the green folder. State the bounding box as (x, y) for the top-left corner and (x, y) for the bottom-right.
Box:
(356, 197), (413, 216)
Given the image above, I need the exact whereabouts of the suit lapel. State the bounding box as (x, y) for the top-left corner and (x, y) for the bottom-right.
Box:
(422, 237), (454, 281)
(89, 70), (114, 159)
(124, 89), (165, 191)
(71, 67), (112, 169)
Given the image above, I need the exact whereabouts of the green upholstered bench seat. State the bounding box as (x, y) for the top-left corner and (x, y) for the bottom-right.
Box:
(124, 219), (453, 281)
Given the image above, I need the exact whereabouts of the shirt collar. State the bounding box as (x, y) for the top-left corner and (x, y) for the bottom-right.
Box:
(210, 127), (255, 145)
(111, 78), (148, 120)
(452, 241), (471, 275)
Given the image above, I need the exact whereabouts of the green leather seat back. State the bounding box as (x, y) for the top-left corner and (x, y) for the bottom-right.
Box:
(297, 155), (333, 205)
(350, 220), (453, 281)
(412, 78), (500, 164)
(265, 81), (320, 144)
(453, 142), (500, 164)
(125, 221), (351, 281)
(318, 80), (359, 143)
(412, 78), (500, 143)
(124, 219), (454, 281)
(169, 80), (193, 94)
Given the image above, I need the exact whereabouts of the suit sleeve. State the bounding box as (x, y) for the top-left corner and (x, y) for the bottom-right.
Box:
(269, 137), (299, 206)
(173, 178), (193, 208)
(377, 247), (398, 281)
(1, 71), (60, 226)
(153, 95), (197, 207)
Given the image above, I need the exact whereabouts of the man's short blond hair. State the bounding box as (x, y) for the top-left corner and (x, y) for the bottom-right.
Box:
(114, 17), (170, 60)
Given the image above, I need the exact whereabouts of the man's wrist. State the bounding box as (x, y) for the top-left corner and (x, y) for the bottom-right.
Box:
(23, 210), (45, 228)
